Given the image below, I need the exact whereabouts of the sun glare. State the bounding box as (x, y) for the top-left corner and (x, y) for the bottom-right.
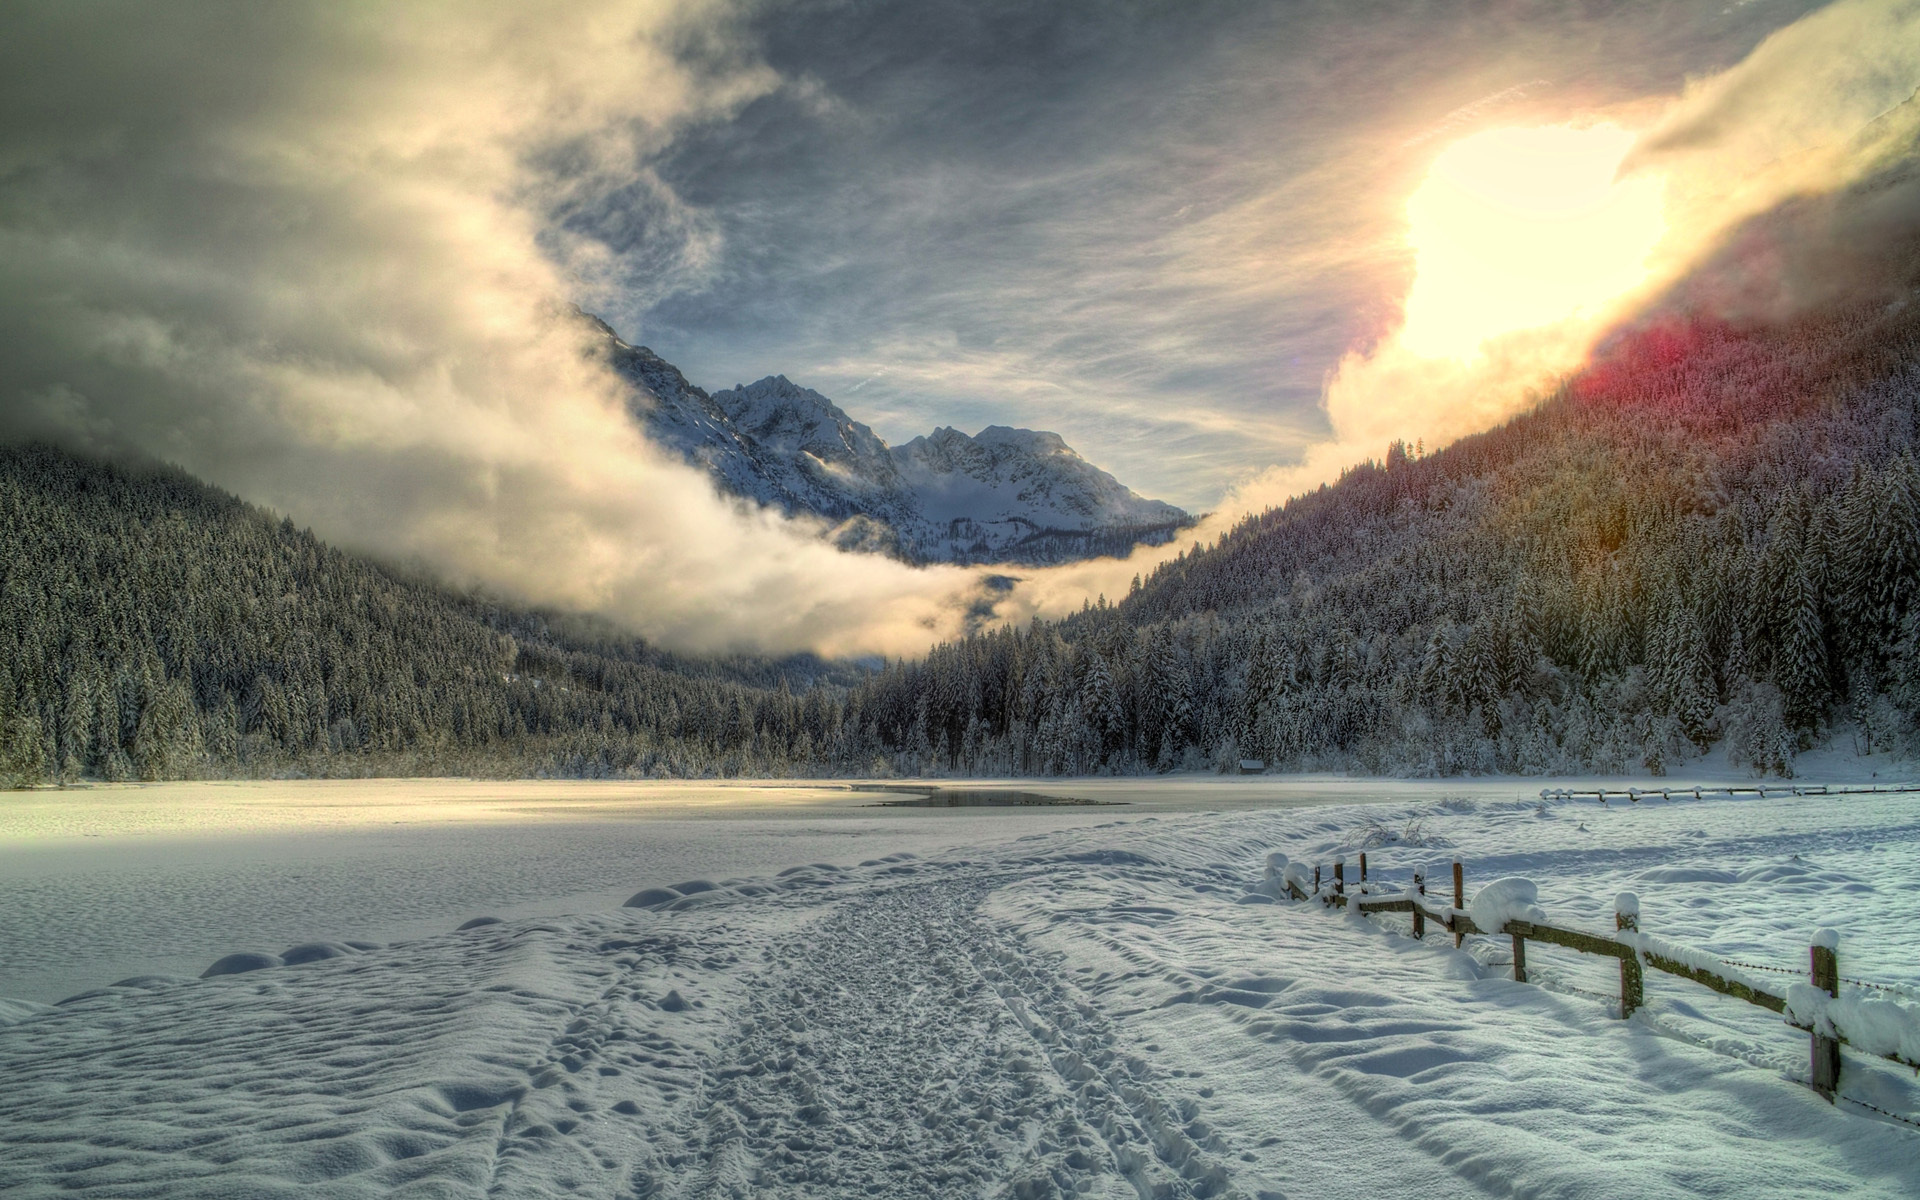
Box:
(1399, 124), (1666, 359)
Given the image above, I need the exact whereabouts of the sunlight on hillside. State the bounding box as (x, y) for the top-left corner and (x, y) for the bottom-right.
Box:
(1399, 125), (1666, 359)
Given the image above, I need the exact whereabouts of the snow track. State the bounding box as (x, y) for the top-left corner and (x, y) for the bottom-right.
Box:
(660, 876), (1242, 1200)
(4, 791), (1919, 1198)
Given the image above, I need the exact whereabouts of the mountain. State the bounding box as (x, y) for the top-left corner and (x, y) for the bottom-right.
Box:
(589, 317), (1191, 565)
(845, 294), (1920, 778)
(889, 424), (1189, 564)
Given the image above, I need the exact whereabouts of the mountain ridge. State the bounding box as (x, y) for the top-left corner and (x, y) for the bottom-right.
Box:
(588, 316), (1192, 565)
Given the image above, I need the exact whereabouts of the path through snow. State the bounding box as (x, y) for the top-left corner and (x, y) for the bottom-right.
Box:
(2, 791), (1918, 1198)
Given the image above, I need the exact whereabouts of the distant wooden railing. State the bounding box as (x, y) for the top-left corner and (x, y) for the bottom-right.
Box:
(1281, 853), (1917, 1105)
(1536, 782), (1920, 805)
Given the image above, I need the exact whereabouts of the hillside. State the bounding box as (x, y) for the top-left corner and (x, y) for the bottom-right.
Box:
(11, 290), (1920, 786)
(0, 445), (880, 784)
(848, 296), (1920, 777)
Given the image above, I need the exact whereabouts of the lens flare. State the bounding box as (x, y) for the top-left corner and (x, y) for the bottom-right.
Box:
(1399, 125), (1666, 359)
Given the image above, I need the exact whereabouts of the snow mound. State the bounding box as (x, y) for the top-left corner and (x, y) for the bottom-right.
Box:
(1467, 878), (1546, 933)
(200, 952), (283, 978)
(107, 975), (192, 992)
(1736, 860), (1876, 894)
(1046, 849), (1160, 868)
(1281, 862), (1315, 897)
(280, 941), (359, 963)
(1636, 867), (1739, 885)
(624, 887), (682, 908)
(1785, 985), (1920, 1063)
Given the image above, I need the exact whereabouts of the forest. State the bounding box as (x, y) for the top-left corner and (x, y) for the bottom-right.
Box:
(0, 444), (875, 784)
(849, 297), (1920, 779)
(4, 294), (1919, 784)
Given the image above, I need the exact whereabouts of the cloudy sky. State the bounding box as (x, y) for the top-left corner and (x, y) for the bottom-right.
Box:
(600, 0), (1825, 508)
(3, 0), (1915, 654)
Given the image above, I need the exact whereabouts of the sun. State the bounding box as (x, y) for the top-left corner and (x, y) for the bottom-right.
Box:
(1398, 124), (1666, 360)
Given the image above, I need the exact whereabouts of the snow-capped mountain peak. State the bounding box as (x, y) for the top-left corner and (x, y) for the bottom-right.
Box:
(586, 314), (1190, 565)
(712, 376), (904, 490)
(892, 425), (1185, 530)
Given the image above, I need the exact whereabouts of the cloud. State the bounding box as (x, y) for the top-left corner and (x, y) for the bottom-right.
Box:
(0, 0), (993, 657)
(609, 0), (1823, 511)
(5, 0), (1909, 662)
(994, 0), (1920, 622)
(1630, 0), (1920, 319)
(1253, 0), (1920, 516)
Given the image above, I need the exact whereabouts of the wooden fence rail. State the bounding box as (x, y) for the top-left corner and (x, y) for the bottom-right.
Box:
(1538, 782), (1920, 804)
(1281, 855), (1915, 1104)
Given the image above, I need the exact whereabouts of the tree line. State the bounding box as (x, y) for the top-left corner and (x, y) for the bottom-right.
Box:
(847, 300), (1920, 778)
(0, 444), (883, 785)
(4, 296), (1918, 785)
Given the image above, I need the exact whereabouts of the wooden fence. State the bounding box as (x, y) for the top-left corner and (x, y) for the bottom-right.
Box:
(1283, 853), (1917, 1105)
(1537, 782), (1920, 804)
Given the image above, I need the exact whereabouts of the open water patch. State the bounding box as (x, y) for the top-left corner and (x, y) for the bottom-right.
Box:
(855, 786), (1123, 808)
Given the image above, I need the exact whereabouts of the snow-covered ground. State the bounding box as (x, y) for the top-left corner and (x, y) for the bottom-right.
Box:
(0, 777), (1413, 1006)
(2, 776), (1917, 1197)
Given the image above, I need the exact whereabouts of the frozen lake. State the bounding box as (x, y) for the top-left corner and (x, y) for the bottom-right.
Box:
(0, 775), (1518, 1004)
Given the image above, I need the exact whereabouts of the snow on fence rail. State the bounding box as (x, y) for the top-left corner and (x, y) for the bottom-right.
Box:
(1272, 851), (1920, 1105)
(1537, 782), (1920, 804)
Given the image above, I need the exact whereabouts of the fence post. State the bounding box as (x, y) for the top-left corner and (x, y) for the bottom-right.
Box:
(1333, 859), (1345, 898)
(1313, 864), (1321, 894)
(1615, 894), (1643, 1019)
(1359, 852), (1368, 884)
(1810, 932), (1841, 1101)
(1452, 859), (1465, 948)
(1411, 871), (1426, 939)
(1511, 930), (1527, 983)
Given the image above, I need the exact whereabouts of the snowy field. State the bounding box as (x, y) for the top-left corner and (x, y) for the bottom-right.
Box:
(0, 776), (1435, 1005)
(2, 775), (1918, 1198)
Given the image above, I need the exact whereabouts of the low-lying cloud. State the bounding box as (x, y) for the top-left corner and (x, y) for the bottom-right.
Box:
(0, 1), (999, 657)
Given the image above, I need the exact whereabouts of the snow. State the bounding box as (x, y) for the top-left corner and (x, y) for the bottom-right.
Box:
(1466, 876), (1547, 932)
(892, 424), (1186, 538)
(2, 776), (1918, 1197)
(1280, 861), (1315, 898)
(1616, 929), (1781, 998)
(1784, 986), (1920, 1064)
(201, 951), (285, 977)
